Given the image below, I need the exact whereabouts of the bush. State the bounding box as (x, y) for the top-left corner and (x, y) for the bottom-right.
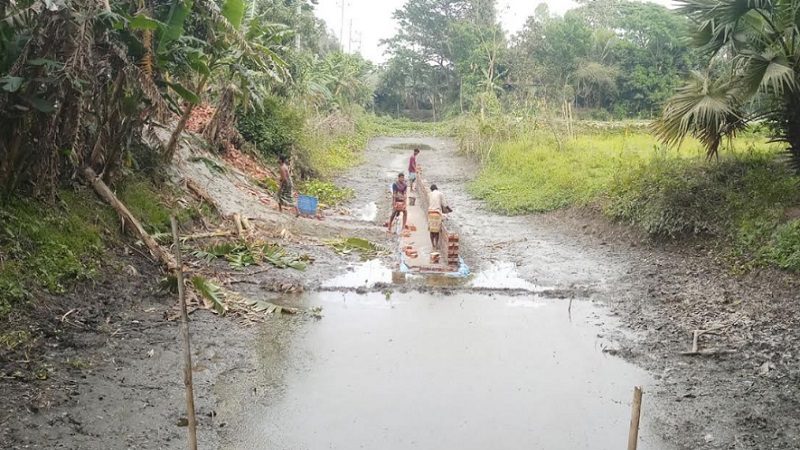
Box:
(606, 154), (798, 238)
(297, 180), (354, 207)
(236, 97), (305, 159)
(467, 125), (800, 271)
(768, 220), (800, 271)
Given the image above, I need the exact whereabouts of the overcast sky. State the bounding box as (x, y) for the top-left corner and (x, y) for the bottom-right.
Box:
(314, 0), (675, 63)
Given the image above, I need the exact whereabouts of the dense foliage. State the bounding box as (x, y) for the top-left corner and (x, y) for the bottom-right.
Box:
(0, 0), (376, 198)
(375, 0), (697, 119)
(0, 0), (376, 311)
(654, 0), (800, 169)
(236, 96), (304, 158)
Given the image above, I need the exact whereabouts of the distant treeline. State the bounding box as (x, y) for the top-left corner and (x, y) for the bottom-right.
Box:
(374, 0), (697, 119)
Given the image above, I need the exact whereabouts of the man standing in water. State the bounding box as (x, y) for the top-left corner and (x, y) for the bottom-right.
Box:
(427, 184), (449, 248)
(388, 173), (408, 233)
(277, 155), (297, 215)
(408, 148), (420, 192)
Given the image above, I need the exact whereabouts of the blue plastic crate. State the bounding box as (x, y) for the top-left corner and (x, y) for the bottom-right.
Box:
(297, 195), (318, 216)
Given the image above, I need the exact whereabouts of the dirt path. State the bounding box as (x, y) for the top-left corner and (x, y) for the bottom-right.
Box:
(2, 136), (798, 449)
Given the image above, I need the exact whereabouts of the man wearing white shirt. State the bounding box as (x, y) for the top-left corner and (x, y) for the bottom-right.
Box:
(427, 184), (449, 248)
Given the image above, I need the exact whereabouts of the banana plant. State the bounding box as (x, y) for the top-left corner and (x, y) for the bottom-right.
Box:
(162, 0), (290, 158)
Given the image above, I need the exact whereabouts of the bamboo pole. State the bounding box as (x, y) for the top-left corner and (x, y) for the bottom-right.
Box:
(171, 217), (198, 450)
(627, 386), (643, 450)
(83, 167), (176, 269)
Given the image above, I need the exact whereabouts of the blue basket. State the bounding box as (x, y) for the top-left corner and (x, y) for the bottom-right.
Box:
(297, 195), (318, 216)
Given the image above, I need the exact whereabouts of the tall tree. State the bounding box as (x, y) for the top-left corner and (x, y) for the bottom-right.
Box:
(509, 0), (695, 117)
(377, 0), (505, 117)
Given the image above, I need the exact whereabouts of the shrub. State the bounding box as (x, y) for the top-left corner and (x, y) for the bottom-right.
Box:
(607, 154), (798, 237)
(236, 97), (305, 159)
(768, 221), (800, 271)
(467, 125), (800, 271)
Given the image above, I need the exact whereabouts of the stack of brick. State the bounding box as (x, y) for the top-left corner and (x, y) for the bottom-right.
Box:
(446, 233), (460, 269)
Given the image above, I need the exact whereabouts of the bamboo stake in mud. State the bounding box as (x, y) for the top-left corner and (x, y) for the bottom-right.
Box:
(171, 217), (198, 450)
(627, 386), (643, 450)
(233, 213), (244, 237)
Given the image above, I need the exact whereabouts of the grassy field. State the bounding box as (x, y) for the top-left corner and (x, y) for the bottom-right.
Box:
(467, 124), (800, 271)
(298, 113), (450, 177)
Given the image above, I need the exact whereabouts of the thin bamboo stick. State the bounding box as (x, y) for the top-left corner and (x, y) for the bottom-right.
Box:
(627, 386), (643, 450)
(171, 217), (198, 450)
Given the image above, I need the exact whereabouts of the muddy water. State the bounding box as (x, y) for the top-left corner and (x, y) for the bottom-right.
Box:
(224, 291), (664, 450)
(218, 137), (669, 449)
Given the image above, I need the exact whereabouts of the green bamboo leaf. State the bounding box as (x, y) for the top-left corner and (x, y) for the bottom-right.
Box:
(191, 276), (227, 315)
(28, 96), (55, 113)
(221, 0), (245, 29)
(166, 82), (200, 104)
(129, 13), (161, 31)
(27, 58), (63, 69)
(157, 0), (193, 53)
(0, 76), (24, 93)
(188, 56), (211, 76)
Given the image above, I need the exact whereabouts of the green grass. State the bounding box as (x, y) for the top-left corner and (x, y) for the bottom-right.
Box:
(0, 189), (116, 316)
(469, 125), (800, 271)
(297, 180), (354, 207)
(471, 131), (715, 213)
(0, 180), (198, 318)
(297, 113), (451, 177)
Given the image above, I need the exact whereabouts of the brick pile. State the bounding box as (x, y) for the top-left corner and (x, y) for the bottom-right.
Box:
(447, 233), (460, 270)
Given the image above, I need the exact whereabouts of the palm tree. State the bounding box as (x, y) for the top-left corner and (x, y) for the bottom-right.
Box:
(654, 0), (800, 168)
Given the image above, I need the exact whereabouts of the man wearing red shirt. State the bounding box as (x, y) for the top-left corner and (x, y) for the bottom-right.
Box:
(408, 148), (420, 192)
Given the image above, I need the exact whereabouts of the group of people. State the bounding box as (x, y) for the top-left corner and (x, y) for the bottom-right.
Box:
(388, 148), (450, 249)
(275, 147), (450, 249)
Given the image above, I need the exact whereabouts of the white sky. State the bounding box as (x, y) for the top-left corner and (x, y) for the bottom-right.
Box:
(314, 0), (675, 63)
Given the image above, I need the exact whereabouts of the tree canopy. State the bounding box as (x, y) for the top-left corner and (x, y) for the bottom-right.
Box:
(375, 0), (698, 119)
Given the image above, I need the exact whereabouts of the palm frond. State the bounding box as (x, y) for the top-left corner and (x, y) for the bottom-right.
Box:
(740, 51), (798, 96)
(191, 276), (227, 315)
(652, 70), (747, 158)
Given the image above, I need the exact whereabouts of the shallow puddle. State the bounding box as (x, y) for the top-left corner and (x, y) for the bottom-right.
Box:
(352, 201), (378, 221)
(469, 261), (541, 291)
(321, 259), (394, 288)
(225, 291), (665, 450)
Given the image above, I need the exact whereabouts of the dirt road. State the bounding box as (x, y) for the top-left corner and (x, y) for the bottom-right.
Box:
(2, 136), (798, 449)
